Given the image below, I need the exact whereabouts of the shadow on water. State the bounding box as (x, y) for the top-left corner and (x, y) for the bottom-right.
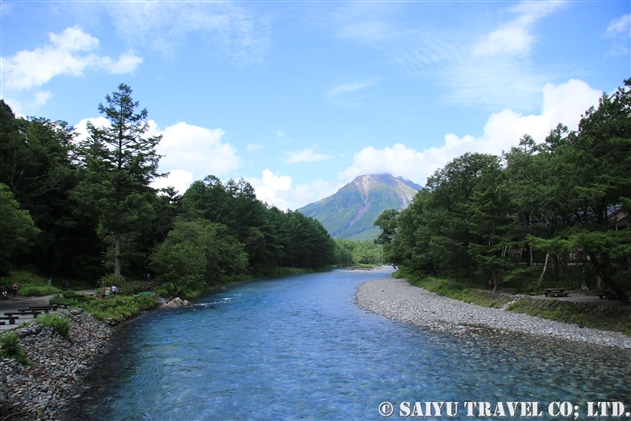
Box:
(66, 268), (631, 421)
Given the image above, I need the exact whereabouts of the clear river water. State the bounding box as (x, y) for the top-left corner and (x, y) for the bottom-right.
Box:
(71, 268), (631, 420)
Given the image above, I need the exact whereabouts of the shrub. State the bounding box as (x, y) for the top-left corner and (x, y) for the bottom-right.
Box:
(135, 294), (158, 311)
(100, 274), (126, 286)
(18, 284), (62, 297)
(5, 270), (47, 286)
(0, 332), (31, 365)
(62, 290), (97, 304)
(38, 314), (71, 338)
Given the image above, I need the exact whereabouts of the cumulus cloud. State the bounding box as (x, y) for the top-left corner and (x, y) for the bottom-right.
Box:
(74, 118), (240, 194)
(151, 169), (195, 194)
(339, 78), (602, 186)
(2, 26), (142, 92)
(156, 122), (240, 184)
(246, 169), (341, 210)
(284, 148), (332, 164)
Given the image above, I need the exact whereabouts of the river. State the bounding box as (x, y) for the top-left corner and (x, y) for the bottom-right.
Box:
(70, 268), (631, 420)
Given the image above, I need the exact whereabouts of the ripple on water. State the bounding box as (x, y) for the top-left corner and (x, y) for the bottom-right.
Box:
(68, 269), (631, 421)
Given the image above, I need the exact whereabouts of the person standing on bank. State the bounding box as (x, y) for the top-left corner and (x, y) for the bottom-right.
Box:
(12, 282), (18, 297)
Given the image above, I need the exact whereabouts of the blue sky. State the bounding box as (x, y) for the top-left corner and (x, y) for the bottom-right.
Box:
(2, 0), (629, 210)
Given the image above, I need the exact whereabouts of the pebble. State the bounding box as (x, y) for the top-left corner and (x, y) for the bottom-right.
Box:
(355, 277), (631, 349)
(0, 309), (112, 420)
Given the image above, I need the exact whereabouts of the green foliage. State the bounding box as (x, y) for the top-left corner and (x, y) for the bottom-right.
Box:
(37, 314), (70, 338)
(333, 238), (384, 266)
(2, 89), (342, 293)
(0, 270), (62, 296)
(377, 78), (631, 303)
(18, 285), (62, 297)
(0, 183), (40, 263)
(55, 290), (158, 323)
(0, 332), (31, 366)
(75, 84), (163, 277)
(506, 299), (631, 336)
(150, 218), (248, 297)
(4, 270), (47, 286)
(408, 276), (514, 308)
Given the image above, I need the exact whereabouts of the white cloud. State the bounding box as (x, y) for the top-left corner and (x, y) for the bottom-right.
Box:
(3, 91), (53, 116)
(151, 169), (194, 194)
(386, 1), (566, 111)
(339, 78), (602, 186)
(157, 122), (240, 182)
(326, 81), (376, 98)
(98, 2), (270, 67)
(246, 169), (341, 210)
(326, 80), (377, 106)
(246, 143), (264, 153)
(474, 1), (566, 56)
(603, 14), (630, 57)
(284, 148), (332, 164)
(1, 26), (142, 92)
(74, 118), (240, 194)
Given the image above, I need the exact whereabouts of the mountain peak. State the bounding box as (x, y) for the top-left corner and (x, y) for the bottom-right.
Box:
(298, 173), (422, 240)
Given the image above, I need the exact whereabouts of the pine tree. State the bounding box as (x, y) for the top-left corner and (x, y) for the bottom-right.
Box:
(76, 84), (163, 276)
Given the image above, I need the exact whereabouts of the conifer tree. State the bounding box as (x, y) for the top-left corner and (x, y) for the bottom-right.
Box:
(76, 84), (163, 276)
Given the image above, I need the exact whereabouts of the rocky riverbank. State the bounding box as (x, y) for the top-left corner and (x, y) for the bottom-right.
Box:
(0, 309), (113, 421)
(355, 276), (631, 349)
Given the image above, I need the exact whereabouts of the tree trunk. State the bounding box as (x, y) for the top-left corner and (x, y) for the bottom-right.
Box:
(114, 211), (122, 276)
(581, 248), (588, 290)
(538, 252), (549, 286)
(492, 265), (498, 293)
(589, 251), (628, 303)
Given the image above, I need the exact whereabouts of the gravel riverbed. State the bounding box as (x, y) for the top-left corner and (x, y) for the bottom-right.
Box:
(0, 309), (112, 420)
(355, 276), (631, 349)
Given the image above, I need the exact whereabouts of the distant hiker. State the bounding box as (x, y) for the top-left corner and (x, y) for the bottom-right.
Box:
(12, 282), (18, 297)
(1, 286), (7, 300)
(105, 287), (110, 296)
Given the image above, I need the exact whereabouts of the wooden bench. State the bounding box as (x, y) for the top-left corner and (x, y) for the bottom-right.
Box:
(545, 288), (569, 297)
(28, 306), (56, 313)
(5, 310), (42, 318)
(598, 290), (619, 300)
(0, 316), (19, 324)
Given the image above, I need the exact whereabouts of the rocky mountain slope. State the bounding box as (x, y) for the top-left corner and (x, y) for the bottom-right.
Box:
(298, 174), (421, 240)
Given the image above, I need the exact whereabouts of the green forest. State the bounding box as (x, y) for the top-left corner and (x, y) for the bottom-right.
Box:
(375, 79), (631, 303)
(0, 84), (356, 298)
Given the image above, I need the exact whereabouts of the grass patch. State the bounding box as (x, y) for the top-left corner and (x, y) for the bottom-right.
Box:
(405, 275), (514, 308)
(1, 270), (62, 297)
(396, 271), (631, 336)
(37, 314), (71, 338)
(49, 291), (159, 324)
(506, 299), (631, 336)
(17, 284), (62, 297)
(0, 332), (31, 366)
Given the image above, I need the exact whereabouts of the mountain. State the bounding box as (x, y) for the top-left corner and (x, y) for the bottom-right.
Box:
(297, 174), (422, 241)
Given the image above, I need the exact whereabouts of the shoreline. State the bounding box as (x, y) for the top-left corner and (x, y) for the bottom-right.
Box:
(0, 308), (114, 420)
(355, 276), (631, 349)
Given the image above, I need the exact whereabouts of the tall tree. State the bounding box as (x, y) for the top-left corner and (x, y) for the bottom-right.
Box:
(0, 183), (40, 266)
(76, 84), (163, 276)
